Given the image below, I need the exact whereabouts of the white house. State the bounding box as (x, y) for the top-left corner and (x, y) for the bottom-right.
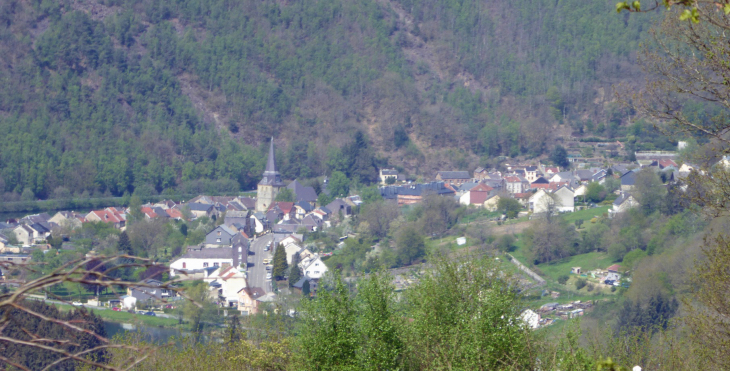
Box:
(573, 184), (588, 198)
(299, 255), (328, 280)
(121, 295), (137, 310)
(284, 242), (303, 265)
(209, 266), (248, 307)
(553, 186), (575, 213)
(169, 248), (235, 277)
(529, 190), (554, 214)
(612, 193), (640, 214)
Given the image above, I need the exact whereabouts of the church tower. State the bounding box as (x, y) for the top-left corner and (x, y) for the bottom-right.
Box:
(256, 137), (285, 212)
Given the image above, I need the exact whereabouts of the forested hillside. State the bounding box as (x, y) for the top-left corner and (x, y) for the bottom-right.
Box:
(0, 0), (652, 199)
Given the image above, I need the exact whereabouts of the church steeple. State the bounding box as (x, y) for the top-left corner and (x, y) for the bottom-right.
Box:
(259, 137), (284, 187)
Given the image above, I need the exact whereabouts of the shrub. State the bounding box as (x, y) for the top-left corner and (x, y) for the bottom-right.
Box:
(587, 283), (595, 292)
(557, 275), (569, 285)
(611, 286), (617, 292)
(575, 278), (587, 290)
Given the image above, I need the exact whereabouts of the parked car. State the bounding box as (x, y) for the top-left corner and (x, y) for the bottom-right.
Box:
(164, 304), (175, 309)
(72, 301), (83, 306)
(112, 307), (122, 312)
(136, 311), (146, 315)
(266, 265), (272, 271)
(144, 311), (156, 316)
(266, 273), (272, 280)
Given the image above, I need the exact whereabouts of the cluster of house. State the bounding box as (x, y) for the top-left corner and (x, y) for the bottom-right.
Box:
(377, 149), (705, 217)
(571, 264), (624, 286)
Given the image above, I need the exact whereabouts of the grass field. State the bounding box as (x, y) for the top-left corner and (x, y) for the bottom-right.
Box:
(535, 252), (616, 281)
(55, 303), (182, 328)
(562, 205), (610, 224)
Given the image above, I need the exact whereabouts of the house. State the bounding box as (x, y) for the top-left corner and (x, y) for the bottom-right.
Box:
(513, 192), (532, 207)
(301, 214), (323, 231)
(165, 208), (186, 221)
(574, 170), (594, 183)
(238, 287), (267, 315)
(459, 183), (494, 206)
(549, 172), (575, 184)
(187, 203), (215, 219)
(574, 184), (588, 197)
(126, 279), (177, 309)
(250, 212), (268, 233)
(300, 255), (328, 280)
(620, 171), (638, 191)
(607, 264), (622, 273)
(379, 169), (399, 184)
(326, 199), (352, 219)
(435, 171), (472, 185)
(525, 166), (541, 182)
(20, 213), (52, 225)
(505, 176), (530, 194)
(591, 169), (608, 184)
(483, 194), (502, 212)
(224, 210), (250, 231)
(209, 266), (248, 307)
(13, 225), (35, 246)
(269, 202), (296, 221)
(571, 267), (581, 274)
(553, 186), (575, 212)
(204, 225), (237, 247)
(529, 189), (554, 214)
(473, 167), (489, 181)
(283, 243), (303, 265)
(85, 208), (127, 229)
(294, 201), (314, 219)
(612, 193), (640, 214)
(677, 163), (695, 178)
(286, 180), (318, 205)
(530, 176), (551, 189)
(49, 211), (85, 229)
(169, 247), (237, 277)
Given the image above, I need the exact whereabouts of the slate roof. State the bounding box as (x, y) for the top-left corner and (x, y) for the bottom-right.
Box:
(621, 171), (637, 186)
(287, 180), (318, 203)
(531, 177), (550, 185)
(381, 169), (398, 175)
(458, 182), (479, 192)
(574, 170), (594, 181)
(188, 203), (214, 212)
(613, 193), (635, 206)
(379, 182), (456, 199)
(296, 201), (314, 213)
(240, 197), (256, 209)
(437, 171), (471, 179)
(178, 247), (234, 260)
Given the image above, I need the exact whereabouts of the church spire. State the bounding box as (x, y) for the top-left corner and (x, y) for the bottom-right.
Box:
(265, 136), (277, 174)
(259, 137), (284, 187)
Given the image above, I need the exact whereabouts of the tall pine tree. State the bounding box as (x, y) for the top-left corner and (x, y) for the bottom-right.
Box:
(289, 253), (302, 287)
(272, 243), (288, 281)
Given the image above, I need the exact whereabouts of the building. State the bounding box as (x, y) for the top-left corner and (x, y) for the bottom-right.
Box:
(256, 138), (286, 212)
(49, 211), (85, 229)
(286, 180), (318, 206)
(620, 171), (637, 191)
(85, 208), (127, 229)
(435, 171), (472, 186)
(612, 193), (640, 214)
(169, 247), (237, 277)
(553, 186), (575, 213)
(379, 169), (399, 184)
(505, 176), (530, 194)
(380, 182), (456, 205)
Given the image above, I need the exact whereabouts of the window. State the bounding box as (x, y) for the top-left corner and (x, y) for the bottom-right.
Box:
(203, 262), (209, 268)
(306, 271), (310, 274)
(315, 263), (319, 266)
(216, 238), (221, 242)
(217, 231), (221, 236)
(315, 271), (320, 274)
(182, 262), (186, 269)
(214, 262), (219, 267)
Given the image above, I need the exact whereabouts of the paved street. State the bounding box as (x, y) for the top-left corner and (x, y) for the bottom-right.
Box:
(247, 233), (279, 293)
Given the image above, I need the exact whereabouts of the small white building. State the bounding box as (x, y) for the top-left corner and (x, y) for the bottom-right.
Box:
(169, 248), (236, 277)
(121, 295), (137, 310)
(553, 186), (575, 213)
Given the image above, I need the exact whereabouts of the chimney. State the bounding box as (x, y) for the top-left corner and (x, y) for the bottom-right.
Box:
(232, 243), (239, 268)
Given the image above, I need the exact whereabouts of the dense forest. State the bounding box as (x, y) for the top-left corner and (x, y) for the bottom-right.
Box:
(0, 0), (653, 200)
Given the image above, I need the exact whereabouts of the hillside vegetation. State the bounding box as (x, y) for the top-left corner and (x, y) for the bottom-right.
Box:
(0, 0), (652, 199)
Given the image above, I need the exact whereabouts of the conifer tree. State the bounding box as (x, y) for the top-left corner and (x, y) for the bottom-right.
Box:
(302, 279), (311, 298)
(272, 243), (288, 281)
(289, 253), (302, 287)
(117, 231), (133, 255)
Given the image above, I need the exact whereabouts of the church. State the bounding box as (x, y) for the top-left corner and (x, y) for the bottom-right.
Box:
(256, 137), (286, 212)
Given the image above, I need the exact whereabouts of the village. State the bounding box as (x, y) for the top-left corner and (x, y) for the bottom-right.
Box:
(0, 138), (719, 330)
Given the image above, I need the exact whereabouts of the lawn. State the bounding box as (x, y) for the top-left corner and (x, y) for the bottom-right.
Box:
(535, 252), (616, 282)
(562, 205), (610, 224)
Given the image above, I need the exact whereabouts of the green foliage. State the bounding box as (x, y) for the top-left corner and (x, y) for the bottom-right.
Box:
(272, 243), (288, 280)
(634, 168), (666, 215)
(289, 255), (302, 287)
(359, 185), (383, 204)
(576, 278), (587, 290)
(496, 234), (517, 252)
(182, 282), (217, 338)
(328, 171), (350, 198)
(622, 249), (647, 271)
(396, 223), (426, 265)
(585, 182), (607, 203)
(497, 197), (522, 218)
(275, 188), (295, 202)
(558, 275), (569, 285)
(551, 145), (570, 168)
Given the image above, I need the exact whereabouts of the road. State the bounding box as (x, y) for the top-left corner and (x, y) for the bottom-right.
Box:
(246, 233), (280, 293)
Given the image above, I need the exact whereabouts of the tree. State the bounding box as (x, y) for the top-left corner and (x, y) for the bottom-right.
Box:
(396, 223), (426, 266)
(272, 243), (288, 281)
(328, 171), (350, 197)
(359, 185), (383, 204)
(551, 145), (570, 169)
(585, 182), (606, 203)
(180, 223), (188, 236)
(302, 279), (311, 298)
(634, 168), (666, 215)
(525, 217), (577, 264)
(362, 200), (400, 239)
(317, 192), (333, 207)
(117, 231), (133, 255)
(497, 197), (522, 219)
(183, 282), (216, 340)
(275, 188), (295, 202)
(289, 254), (302, 287)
